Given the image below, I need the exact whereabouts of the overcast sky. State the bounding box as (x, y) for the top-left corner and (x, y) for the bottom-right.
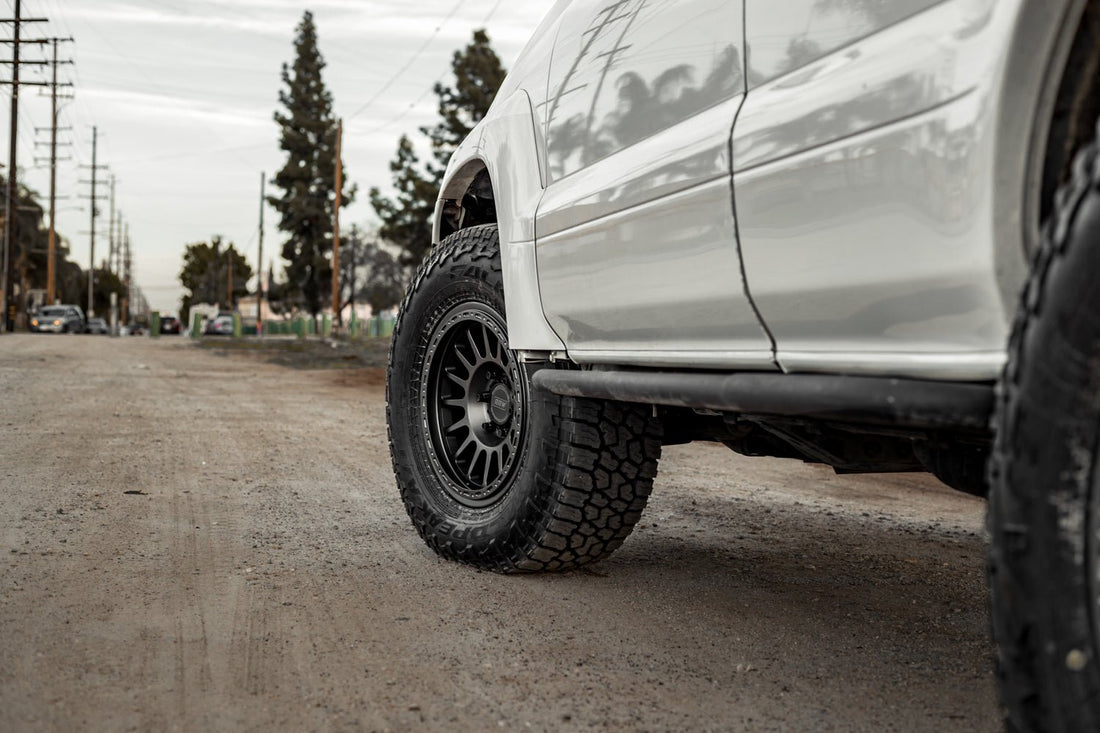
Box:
(2, 0), (557, 312)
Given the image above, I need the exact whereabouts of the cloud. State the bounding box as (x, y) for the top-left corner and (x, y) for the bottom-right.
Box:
(32, 0), (559, 310)
(63, 0), (546, 44)
(81, 87), (271, 130)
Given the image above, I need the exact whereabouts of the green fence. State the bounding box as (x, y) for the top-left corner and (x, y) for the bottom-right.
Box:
(260, 316), (396, 339)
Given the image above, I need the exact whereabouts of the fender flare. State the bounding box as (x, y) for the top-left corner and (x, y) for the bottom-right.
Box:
(436, 91), (566, 353)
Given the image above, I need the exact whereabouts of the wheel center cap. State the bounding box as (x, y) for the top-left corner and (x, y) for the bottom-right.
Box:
(488, 383), (513, 425)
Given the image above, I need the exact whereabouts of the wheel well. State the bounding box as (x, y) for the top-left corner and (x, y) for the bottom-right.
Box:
(438, 167), (497, 242)
(1041, 2), (1100, 223)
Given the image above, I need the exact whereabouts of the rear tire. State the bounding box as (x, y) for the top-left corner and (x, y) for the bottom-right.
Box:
(386, 224), (662, 572)
(989, 127), (1100, 731)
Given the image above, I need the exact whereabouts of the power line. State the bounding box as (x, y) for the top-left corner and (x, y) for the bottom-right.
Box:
(347, 0), (469, 120)
(350, 0), (509, 136)
(111, 141), (269, 165)
(481, 0), (505, 24)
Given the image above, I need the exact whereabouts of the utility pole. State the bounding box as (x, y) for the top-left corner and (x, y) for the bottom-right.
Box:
(112, 211), (122, 276)
(0, 1), (48, 331)
(78, 126), (106, 317)
(227, 249), (233, 310)
(41, 37), (72, 305)
(257, 172), (264, 335)
(331, 118), (342, 327)
(347, 227), (357, 313)
(212, 236), (220, 309)
(115, 213), (126, 276)
(122, 222), (130, 324)
(107, 175), (116, 278)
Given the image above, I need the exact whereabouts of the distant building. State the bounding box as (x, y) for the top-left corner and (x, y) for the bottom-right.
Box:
(233, 294), (277, 324)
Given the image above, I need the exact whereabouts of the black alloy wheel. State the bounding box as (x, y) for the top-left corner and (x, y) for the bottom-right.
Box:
(422, 301), (525, 509)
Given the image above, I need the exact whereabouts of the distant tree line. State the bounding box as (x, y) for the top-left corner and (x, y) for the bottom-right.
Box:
(3, 174), (125, 316)
(178, 236), (252, 325)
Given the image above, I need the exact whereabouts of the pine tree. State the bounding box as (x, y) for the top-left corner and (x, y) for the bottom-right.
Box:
(369, 136), (437, 267)
(270, 11), (352, 320)
(371, 29), (506, 268)
(423, 29), (507, 175)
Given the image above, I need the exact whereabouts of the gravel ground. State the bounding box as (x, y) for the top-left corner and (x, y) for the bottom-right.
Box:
(0, 334), (1000, 731)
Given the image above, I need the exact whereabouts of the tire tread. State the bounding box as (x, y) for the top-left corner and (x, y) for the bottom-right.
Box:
(989, 122), (1100, 732)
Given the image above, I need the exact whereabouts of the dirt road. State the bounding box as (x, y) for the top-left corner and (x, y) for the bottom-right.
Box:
(0, 335), (999, 731)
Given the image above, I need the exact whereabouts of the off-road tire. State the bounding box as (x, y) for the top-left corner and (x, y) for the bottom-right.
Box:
(989, 125), (1100, 732)
(386, 224), (662, 572)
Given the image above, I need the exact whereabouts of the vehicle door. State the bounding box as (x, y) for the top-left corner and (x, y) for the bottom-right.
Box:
(534, 0), (774, 369)
(732, 0), (1013, 380)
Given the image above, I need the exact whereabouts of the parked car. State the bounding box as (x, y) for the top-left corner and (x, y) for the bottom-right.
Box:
(203, 315), (234, 336)
(85, 317), (109, 335)
(159, 314), (181, 334)
(29, 305), (84, 334)
(384, 2), (1100, 729)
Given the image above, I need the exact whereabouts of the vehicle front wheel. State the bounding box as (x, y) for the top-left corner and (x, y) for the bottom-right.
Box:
(989, 129), (1100, 731)
(386, 224), (662, 572)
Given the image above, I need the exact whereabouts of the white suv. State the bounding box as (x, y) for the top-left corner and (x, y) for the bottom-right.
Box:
(386, 2), (1100, 728)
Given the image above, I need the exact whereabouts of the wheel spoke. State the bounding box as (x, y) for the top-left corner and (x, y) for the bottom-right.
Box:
(444, 417), (467, 435)
(467, 328), (483, 360)
(484, 444), (497, 484)
(481, 324), (494, 363)
(455, 434), (476, 460)
(466, 445), (486, 486)
(445, 368), (467, 389)
(456, 347), (475, 374)
(442, 397), (465, 409)
(489, 445), (504, 483)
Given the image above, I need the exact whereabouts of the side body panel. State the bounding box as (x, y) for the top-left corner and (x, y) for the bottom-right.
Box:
(435, 0), (1079, 375)
(733, 0), (1027, 380)
(532, 0), (774, 368)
